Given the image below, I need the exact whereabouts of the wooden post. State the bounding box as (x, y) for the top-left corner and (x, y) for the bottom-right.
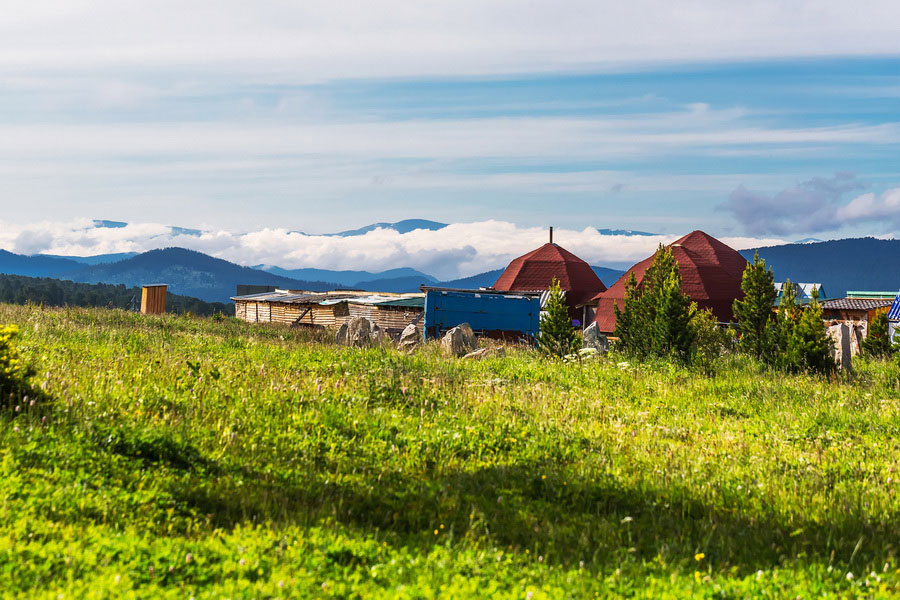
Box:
(141, 284), (167, 315)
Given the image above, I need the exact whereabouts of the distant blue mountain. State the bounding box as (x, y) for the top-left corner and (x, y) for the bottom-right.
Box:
(596, 228), (657, 236)
(258, 266), (437, 287)
(792, 237), (825, 244)
(40, 252), (139, 265)
(0, 250), (83, 278)
(323, 219), (448, 237)
(92, 219), (128, 229)
(169, 226), (203, 237)
(741, 237), (900, 298)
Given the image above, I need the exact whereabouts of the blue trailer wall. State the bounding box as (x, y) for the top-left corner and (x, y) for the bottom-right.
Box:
(424, 289), (541, 340)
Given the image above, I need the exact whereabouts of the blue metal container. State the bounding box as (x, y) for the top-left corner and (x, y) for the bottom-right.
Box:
(423, 288), (541, 341)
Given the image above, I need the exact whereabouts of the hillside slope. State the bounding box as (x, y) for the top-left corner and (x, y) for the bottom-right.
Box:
(0, 303), (897, 597)
(741, 237), (900, 297)
(63, 248), (340, 302)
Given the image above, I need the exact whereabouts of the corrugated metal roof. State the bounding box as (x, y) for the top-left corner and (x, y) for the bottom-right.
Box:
(375, 297), (425, 308)
(232, 290), (425, 308)
(846, 291), (898, 299)
(821, 298), (894, 311)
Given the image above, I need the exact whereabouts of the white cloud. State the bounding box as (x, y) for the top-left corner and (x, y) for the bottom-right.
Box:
(0, 1), (899, 79)
(0, 218), (785, 279)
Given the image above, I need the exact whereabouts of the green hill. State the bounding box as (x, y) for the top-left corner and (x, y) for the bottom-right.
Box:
(0, 273), (230, 315)
(0, 303), (898, 597)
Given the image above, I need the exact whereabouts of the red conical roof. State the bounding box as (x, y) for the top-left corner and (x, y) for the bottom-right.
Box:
(592, 231), (748, 333)
(493, 242), (607, 307)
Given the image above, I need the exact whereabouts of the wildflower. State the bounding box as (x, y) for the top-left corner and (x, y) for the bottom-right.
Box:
(694, 553), (705, 561)
(846, 572), (854, 581)
(13, 426), (19, 433)
(239, 558), (245, 566)
(620, 516), (633, 524)
(434, 529), (438, 535)
(185, 553), (193, 563)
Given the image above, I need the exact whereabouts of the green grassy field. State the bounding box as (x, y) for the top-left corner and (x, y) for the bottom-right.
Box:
(1, 303), (899, 598)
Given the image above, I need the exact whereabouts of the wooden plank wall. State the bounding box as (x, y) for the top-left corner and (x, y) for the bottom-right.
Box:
(141, 285), (167, 315)
(234, 299), (422, 336)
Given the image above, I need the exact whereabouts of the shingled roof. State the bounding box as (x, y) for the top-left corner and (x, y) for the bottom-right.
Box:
(492, 242), (607, 308)
(821, 298), (893, 312)
(592, 230), (748, 333)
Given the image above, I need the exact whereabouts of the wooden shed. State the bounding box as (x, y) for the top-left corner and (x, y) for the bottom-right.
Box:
(231, 289), (424, 338)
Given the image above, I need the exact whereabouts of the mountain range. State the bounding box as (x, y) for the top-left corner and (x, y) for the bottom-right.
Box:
(2, 228), (899, 304)
(741, 237), (900, 298)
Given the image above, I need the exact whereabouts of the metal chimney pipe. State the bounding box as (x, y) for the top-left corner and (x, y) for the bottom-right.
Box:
(550, 226), (553, 244)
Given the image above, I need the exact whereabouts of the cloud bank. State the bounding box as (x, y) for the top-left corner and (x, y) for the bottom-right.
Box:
(0, 219), (785, 280)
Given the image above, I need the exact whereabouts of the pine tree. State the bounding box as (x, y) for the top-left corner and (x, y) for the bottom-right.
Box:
(650, 269), (696, 360)
(613, 272), (649, 358)
(782, 287), (835, 374)
(774, 279), (799, 370)
(733, 251), (777, 362)
(862, 311), (895, 358)
(613, 245), (694, 361)
(539, 279), (581, 357)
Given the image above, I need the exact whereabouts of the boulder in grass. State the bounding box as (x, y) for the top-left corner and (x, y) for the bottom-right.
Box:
(335, 322), (349, 345)
(398, 323), (420, 352)
(441, 323), (477, 357)
(582, 322), (609, 353)
(342, 316), (381, 347)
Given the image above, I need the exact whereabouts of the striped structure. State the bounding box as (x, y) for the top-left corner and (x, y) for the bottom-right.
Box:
(888, 290), (900, 321)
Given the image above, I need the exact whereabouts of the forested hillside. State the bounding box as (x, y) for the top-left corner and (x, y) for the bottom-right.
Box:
(0, 273), (230, 315)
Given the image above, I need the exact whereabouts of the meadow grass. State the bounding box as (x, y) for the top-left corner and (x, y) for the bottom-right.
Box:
(1, 302), (899, 598)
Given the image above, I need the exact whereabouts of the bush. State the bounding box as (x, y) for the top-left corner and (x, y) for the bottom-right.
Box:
(780, 287), (835, 375)
(692, 307), (733, 371)
(0, 324), (32, 394)
(862, 311), (895, 358)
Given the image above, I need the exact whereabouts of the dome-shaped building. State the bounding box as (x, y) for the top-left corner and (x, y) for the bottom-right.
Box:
(493, 241), (607, 324)
(592, 230), (748, 333)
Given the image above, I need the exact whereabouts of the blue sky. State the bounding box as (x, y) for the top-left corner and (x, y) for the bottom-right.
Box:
(1, 1), (899, 274)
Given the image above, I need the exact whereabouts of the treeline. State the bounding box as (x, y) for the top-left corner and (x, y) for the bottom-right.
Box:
(0, 273), (232, 316)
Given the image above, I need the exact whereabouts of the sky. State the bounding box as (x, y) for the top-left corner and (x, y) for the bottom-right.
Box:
(1, 1), (900, 276)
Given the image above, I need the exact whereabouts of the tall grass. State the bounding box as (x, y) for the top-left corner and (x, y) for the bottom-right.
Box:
(1, 303), (898, 598)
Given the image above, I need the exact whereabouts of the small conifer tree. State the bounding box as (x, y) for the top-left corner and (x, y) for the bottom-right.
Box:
(733, 251), (777, 362)
(862, 311), (895, 358)
(614, 245), (694, 361)
(782, 287), (835, 374)
(613, 272), (649, 358)
(539, 279), (581, 357)
(774, 279), (799, 369)
(650, 269), (696, 360)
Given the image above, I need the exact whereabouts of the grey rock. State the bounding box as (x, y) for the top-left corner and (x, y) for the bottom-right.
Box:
(335, 322), (348, 345)
(827, 323), (852, 372)
(398, 323), (420, 352)
(583, 322), (609, 352)
(342, 316), (383, 347)
(441, 323), (477, 357)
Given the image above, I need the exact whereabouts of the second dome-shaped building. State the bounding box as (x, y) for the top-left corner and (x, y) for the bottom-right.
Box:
(591, 230), (748, 333)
